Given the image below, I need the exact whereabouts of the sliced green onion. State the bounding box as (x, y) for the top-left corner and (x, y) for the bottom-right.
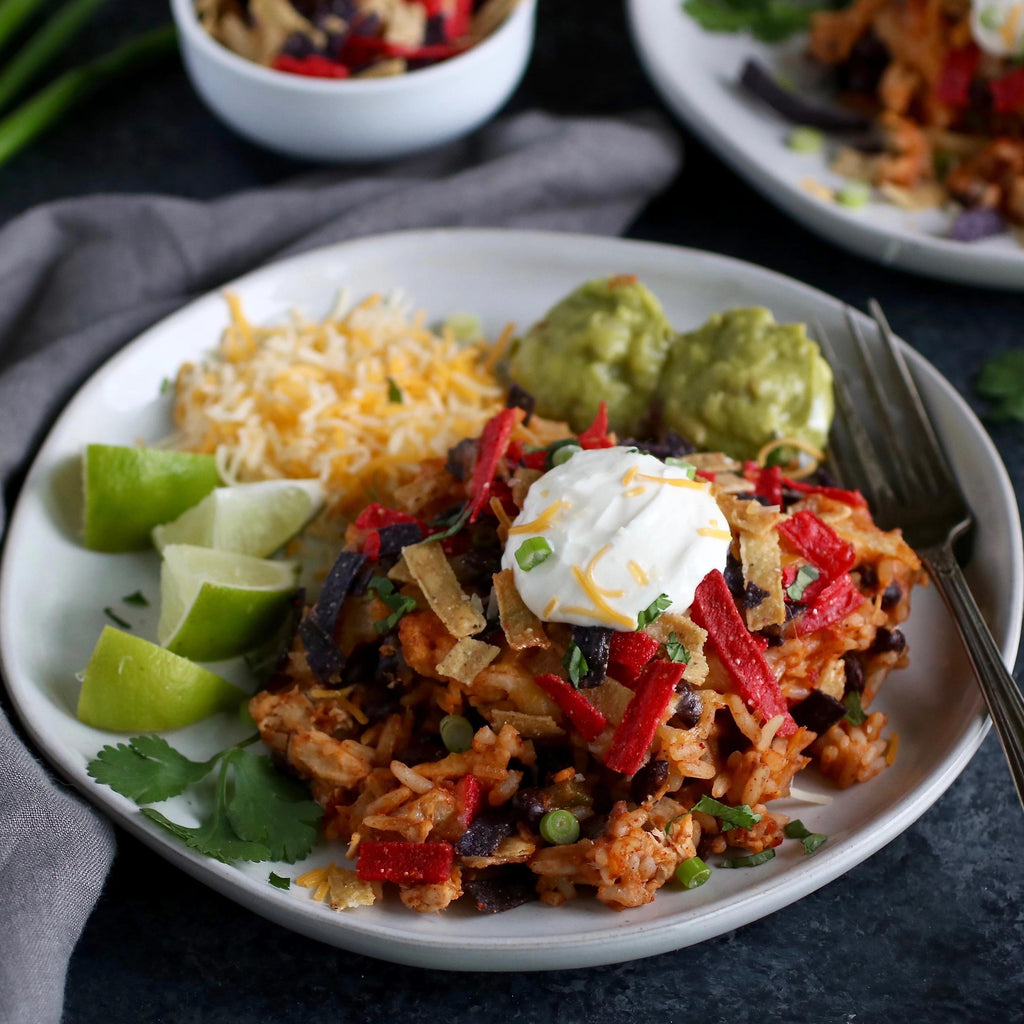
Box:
(637, 593), (671, 629)
(439, 714), (474, 753)
(514, 536), (552, 571)
(719, 848), (776, 869)
(690, 795), (762, 831)
(787, 126), (824, 154)
(442, 312), (482, 344)
(539, 809), (580, 845)
(675, 856), (711, 889)
(0, 25), (177, 168)
(562, 643), (588, 687)
(664, 458), (697, 479)
(836, 182), (871, 209)
(786, 564), (820, 601)
(551, 443), (582, 467)
(387, 377), (403, 404)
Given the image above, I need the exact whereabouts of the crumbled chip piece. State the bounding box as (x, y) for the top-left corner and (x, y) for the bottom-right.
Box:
(436, 636), (501, 686)
(402, 542), (487, 638)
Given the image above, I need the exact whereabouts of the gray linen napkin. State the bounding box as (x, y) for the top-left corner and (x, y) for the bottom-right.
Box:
(0, 109), (681, 1024)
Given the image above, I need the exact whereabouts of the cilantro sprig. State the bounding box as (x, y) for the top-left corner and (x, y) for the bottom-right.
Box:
(690, 794), (762, 831)
(637, 593), (672, 629)
(786, 564), (820, 601)
(87, 735), (322, 864)
(665, 631), (691, 664)
(367, 576), (418, 633)
(563, 643), (589, 688)
(682, 0), (837, 42)
(977, 350), (1024, 422)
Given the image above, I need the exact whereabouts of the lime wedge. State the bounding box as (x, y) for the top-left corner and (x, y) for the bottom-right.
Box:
(152, 479), (325, 557)
(83, 444), (221, 552)
(77, 626), (244, 732)
(158, 544), (300, 662)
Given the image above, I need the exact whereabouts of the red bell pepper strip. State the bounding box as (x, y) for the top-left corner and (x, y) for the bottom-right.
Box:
(936, 45), (980, 107)
(607, 630), (660, 688)
(448, 0), (473, 38)
(782, 565), (798, 589)
(991, 66), (1024, 113)
(779, 477), (867, 508)
(690, 570), (796, 737)
(340, 34), (464, 68)
(604, 660), (684, 775)
(777, 510), (855, 584)
(533, 673), (609, 742)
(793, 574), (866, 636)
(455, 774), (483, 829)
(363, 532), (383, 560)
(356, 841), (454, 884)
(272, 54), (350, 78)
(577, 401), (615, 450)
(695, 470), (716, 484)
(743, 462), (783, 506)
(520, 449), (548, 470)
(467, 407), (520, 522)
(354, 503), (419, 530)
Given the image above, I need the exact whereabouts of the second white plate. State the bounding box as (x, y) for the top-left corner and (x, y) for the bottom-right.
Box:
(2, 229), (1021, 970)
(628, 0), (1024, 289)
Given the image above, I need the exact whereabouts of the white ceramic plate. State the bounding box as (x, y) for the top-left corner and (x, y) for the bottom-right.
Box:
(2, 229), (1020, 971)
(627, 0), (1024, 289)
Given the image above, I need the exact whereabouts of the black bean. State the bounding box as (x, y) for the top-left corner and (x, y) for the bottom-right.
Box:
(630, 758), (669, 804)
(395, 737), (446, 766)
(455, 806), (516, 858)
(505, 383), (535, 425)
(580, 813), (609, 840)
(571, 625), (612, 688)
(841, 651), (866, 694)
(871, 627), (906, 655)
(281, 31), (316, 57)
(856, 563), (878, 591)
(511, 787), (548, 831)
(672, 682), (703, 728)
(744, 581), (768, 608)
(445, 438), (477, 481)
(758, 628), (784, 648)
(791, 690), (847, 735)
(735, 493), (774, 506)
(463, 866), (537, 913)
(881, 582), (902, 610)
(724, 553), (745, 600)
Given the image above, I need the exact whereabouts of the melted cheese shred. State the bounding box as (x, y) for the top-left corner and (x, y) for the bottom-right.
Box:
(170, 291), (505, 515)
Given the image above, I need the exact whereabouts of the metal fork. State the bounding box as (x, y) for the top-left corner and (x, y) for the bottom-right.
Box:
(816, 299), (1024, 812)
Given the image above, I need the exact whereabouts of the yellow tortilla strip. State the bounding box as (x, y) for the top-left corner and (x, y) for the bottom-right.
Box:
(387, 554), (415, 584)
(436, 637), (501, 687)
(717, 492), (781, 536)
(401, 542), (487, 638)
(488, 709), (564, 739)
(739, 529), (786, 631)
(492, 569), (551, 650)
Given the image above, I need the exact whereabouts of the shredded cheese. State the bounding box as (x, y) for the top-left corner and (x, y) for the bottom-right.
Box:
(507, 499), (570, 535)
(171, 291), (505, 515)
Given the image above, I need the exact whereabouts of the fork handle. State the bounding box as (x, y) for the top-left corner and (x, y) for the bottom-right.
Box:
(923, 543), (1024, 812)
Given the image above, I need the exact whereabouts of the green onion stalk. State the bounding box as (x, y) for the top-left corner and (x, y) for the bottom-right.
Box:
(0, 25), (177, 167)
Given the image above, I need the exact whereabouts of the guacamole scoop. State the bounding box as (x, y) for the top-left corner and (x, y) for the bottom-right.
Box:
(507, 275), (674, 437)
(659, 307), (834, 461)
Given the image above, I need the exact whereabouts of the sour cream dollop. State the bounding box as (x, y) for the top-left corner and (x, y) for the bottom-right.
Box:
(500, 447), (731, 630)
(971, 0), (1024, 56)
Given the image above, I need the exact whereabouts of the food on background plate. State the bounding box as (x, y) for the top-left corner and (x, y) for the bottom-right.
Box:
(685, 0), (1024, 240)
(81, 279), (922, 916)
(508, 276), (833, 461)
(195, 0), (520, 79)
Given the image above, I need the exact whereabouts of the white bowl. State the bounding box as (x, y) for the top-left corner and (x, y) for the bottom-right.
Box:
(169, 0), (537, 162)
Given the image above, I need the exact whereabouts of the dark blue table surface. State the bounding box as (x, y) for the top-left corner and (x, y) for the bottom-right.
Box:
(3, 1), (1023, 1021)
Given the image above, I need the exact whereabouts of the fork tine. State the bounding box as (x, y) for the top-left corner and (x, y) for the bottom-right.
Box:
(865, 298), (957, 495)
(814, 317), (898, 506)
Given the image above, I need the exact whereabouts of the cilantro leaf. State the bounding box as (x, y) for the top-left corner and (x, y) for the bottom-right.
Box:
(563, 643), (589, 688)
(87, 736), (218, 804)
(637, 593), (672, 629)
(783, 819), (827, 854)
(387, 377), (404, 404)
(977, 350), (1024, 421)
(142, 806), (271, 863)
(719, 848), (776, 868)
(224, 749), (323, 863)
(122, 590), (149, 607)
(682, 0), (832, 42)
(786, 564), (820, 601)
(691, 794), (762, 831)
(368, 576), (418, 633)
(269, 872), (291, 889)
(665, 631), (691, 664)
(103, 607), (131, 629)
(843, 690), (867, 726)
